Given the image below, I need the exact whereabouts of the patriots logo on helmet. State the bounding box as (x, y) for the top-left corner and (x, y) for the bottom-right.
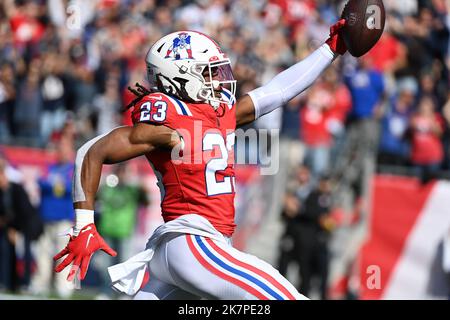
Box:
(165, 32), (193, 60)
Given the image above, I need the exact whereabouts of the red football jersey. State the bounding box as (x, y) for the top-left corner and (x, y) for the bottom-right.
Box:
(131, 91), (237, 236)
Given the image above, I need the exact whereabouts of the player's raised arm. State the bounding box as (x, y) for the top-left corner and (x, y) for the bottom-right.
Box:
(235, 19), (347, 127)
(73, 123), (176, 210)
(54, 123), (178, 282)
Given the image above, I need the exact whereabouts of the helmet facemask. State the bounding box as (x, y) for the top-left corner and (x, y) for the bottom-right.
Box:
(191, 59), (236, 109)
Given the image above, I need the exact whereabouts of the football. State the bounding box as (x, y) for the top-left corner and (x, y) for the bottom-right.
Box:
(340, 0), (386, 57)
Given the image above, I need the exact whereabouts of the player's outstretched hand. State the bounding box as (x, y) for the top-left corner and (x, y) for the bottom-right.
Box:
(53, 223), (117, 281)
(325, 19), (347, 55)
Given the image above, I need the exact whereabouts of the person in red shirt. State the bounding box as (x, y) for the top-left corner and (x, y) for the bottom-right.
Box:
(300, 85), (332, 177)
(320, 67), (352, 163)
(300, 69), (351, 177)
(409, 95), (444, 182)
(364, 30), (407, 75)
(7, 1), (46, 48)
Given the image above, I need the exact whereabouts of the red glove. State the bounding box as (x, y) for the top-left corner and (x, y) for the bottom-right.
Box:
(54, 223), (117, 281)
(325, 19), (347, 55)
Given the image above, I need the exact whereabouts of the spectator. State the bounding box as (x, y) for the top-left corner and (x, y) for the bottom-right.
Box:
(320, 66), (352, 163)
(296, 174), (335, 300)
(279, 95), (305, 173)
(278, 192), (301, 279)
(299, 67), (351, 179)
(343, 55), (386, 187)
(408, 95), (445, 183)
(13, 58), (42, 145)
(277, 165), (313, 281)
(30, 137), (75, 298)
(40, 52), (68, 143)
(442, 93), (450, 170)
(344, 56), (386, 124)
(364, 29), (407, 76)
(418, 71), (441, 107)
(92, 75), (122, 135)
(6, 0), (46, 50)
(0, 157), (42, 293)
(94, 163), (149, 299)
(378, 77), (417, 166)
(0, 62), (16, 143)
(49, 115), (78, 149)
(0, 157), (15, 292)
(300, 85), (333, 178)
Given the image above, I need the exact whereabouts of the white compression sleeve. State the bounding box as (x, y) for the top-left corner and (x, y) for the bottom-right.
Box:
(72, 126), (125, 203)
(72, 132), (108, 203)
(247, 44), (337, 119)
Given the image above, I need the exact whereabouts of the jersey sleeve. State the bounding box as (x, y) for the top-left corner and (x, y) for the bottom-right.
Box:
(131, 93), (180, 130)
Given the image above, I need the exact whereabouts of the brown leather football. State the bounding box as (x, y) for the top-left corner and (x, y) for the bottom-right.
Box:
(340, 0), (386, 57)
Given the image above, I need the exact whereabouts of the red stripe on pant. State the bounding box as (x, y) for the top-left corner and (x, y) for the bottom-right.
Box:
(185, 235), (269, 300)
(205, 238), (296, 300)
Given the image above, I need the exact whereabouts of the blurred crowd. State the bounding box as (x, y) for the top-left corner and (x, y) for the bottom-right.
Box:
(0, 137), (149, 298)
(0, 0), (448, 174)
(0, 0), (449, 299)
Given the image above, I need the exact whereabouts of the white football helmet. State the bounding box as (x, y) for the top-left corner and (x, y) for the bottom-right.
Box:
(145, 31), (236, 108)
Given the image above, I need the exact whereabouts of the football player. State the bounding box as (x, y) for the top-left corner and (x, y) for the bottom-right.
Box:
(53, 20), (347, 300)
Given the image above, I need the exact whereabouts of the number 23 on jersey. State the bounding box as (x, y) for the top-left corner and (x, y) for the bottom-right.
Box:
(139, 101), (168, 122)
